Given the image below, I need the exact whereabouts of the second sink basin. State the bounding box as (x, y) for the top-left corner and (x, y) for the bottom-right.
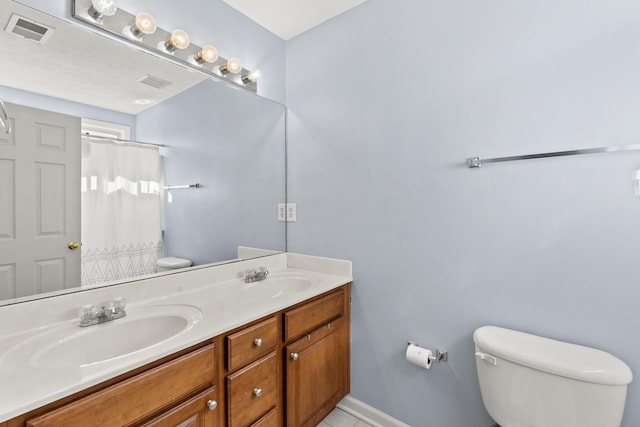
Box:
(241, 272), (315, 299)
(2, 304), (203, 369)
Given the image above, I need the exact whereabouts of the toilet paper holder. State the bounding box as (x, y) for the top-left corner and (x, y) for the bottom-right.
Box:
(408, 341), (448, 363)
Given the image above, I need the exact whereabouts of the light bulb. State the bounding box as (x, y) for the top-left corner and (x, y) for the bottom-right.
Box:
(195, 45), (219, 64)
(89, 0), (117, 20)
(165, 29), (190, 52)
(220, 57), (241, 75)
(133, 12), (156, 36)
(242, 70), (261, 84)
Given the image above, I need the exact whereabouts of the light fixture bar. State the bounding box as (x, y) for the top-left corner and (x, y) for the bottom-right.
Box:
(71, 0), (257, 93)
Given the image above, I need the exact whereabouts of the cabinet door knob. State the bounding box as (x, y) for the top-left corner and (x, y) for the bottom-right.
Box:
(253, 388), (263, 397)
(290, 352), (299, 361)
(254, 338), (263, 347)
(207, 400), (217, 411)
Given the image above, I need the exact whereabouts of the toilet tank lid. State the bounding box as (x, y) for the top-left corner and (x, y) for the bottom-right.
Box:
(473, 326), (633, 386)
(157, 257), (192, 268)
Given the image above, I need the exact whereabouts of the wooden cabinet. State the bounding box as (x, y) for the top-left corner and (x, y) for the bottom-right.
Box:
(224, 315), (279, 427)
(24, 344), (218, 427)
(250, 408), (278, 427)
(284, 289), (350, 427)
(141, 386), (218, 427)
(226, 352), (278, 427)
(226, 316), (278, 372)
(6, 283), (351, 427)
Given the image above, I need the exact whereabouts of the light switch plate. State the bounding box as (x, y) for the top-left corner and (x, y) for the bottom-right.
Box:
(278, 203), (286, 221)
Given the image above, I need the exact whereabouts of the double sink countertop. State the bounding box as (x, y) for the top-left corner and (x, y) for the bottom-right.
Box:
(0, 252), (352, 422)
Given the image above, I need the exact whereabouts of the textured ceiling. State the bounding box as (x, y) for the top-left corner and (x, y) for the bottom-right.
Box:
(0, 0), (370, 115)
(0, 0), (206, 115)
(222, 0), (369, 40)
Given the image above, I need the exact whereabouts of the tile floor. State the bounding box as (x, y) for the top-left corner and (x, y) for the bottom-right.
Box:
(317, 407), (375, 427)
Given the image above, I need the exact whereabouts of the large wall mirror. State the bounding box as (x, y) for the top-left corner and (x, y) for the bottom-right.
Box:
(0, 0), (286, 306)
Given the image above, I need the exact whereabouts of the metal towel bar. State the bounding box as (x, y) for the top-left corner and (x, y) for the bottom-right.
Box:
(163, 183), (201, 190)
(467, 142), (640, 168)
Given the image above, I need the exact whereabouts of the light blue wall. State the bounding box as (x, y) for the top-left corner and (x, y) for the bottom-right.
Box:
(135, 80), (286, 265)
(0, 85), (134, 128)
(286, 1), (640, 426)
(16, 0), (286, 103)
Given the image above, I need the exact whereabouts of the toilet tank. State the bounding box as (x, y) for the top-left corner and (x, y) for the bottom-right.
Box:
(473, 326), (632, 427)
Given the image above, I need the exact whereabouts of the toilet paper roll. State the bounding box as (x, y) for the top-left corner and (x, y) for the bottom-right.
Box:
(406, 343), (432, 369)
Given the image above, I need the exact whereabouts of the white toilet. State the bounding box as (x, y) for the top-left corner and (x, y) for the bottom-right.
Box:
(473, 326), (633, 427)
(156, 256), (192, 272)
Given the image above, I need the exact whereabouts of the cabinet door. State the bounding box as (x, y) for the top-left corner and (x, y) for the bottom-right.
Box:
(285, 316), (347, 427)
(141, 386), (218, 427)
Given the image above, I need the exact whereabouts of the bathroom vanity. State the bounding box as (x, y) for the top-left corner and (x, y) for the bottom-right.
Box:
(0, 253), (352, 427)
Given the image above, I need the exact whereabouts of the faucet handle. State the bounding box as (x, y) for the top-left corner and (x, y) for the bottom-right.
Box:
(243, 269), (256, 282)
(79, 304), (99, 326)
(110, 297), (127, 319)
(113, 297), (127, 313)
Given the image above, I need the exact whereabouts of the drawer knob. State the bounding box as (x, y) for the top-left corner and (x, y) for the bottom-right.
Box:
(207, 400), (217, 411)
(254, 338), (263, 347)
(290, 352), (299, 361)
(253, 388), (263, 397)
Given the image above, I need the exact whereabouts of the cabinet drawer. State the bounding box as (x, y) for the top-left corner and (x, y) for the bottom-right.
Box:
(26, 344), (216, 427)
(251, 407), (278, 427)
(284, 289), (344, 342)
(141, 386), (218, 427)
(227, 316), (277, 371)
(227, 352), (277, 427)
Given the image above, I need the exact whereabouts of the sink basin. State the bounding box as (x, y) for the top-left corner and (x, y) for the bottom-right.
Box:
(2, 304), (202, 369)
(241, 273), (315, 299)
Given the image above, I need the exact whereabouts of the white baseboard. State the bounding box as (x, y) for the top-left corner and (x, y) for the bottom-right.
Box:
(337, 395), (411, 427)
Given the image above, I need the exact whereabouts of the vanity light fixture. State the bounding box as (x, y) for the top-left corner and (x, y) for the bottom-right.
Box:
(73, 0), (259, 93)
(242, 70), (261, 84)
(88, 0), (117, 21)
(194, 45), (219, 64)
(164, 29), (190, 52)
(128, 12), (157, 38)
(220, 57), (241, 75)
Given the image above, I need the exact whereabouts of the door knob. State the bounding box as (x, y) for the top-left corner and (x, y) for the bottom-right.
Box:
(253, 388), (263, 397)
(290, 352), (299, 361)
(206, 400), (217, 411)
(68, 242), (80, 250)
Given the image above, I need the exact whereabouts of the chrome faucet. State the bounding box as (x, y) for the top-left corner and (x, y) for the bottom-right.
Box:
(243, 267), (269, 283)
(79, 297), (127, 327)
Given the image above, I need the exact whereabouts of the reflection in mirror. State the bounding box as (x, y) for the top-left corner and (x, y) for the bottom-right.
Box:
(0, 0), (285, 306)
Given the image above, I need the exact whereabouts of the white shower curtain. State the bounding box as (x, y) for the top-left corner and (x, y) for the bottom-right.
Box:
(81, 137), (162, 286)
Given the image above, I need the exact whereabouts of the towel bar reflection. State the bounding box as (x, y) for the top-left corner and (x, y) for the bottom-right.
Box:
(163, 183), (201, 190)
(467, 142), (640, 168)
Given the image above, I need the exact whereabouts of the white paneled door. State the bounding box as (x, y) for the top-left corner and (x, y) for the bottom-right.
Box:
(0, 102), (81, 299)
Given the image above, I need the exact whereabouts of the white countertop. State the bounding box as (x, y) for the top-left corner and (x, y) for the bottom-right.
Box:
(0, 252), (352, 422)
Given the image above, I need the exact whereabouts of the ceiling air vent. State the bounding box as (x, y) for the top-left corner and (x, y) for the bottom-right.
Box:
(4, 14), (55, 44)
(136, 75), (174, 90)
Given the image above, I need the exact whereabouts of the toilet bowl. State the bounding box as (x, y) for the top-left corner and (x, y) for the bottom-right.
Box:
(156, 257), (192, 272)
(473, 326), (632, 427)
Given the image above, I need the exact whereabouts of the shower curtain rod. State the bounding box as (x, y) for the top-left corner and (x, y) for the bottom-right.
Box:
(467, 142), (640, 168)
(82, 132), (165, 148)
